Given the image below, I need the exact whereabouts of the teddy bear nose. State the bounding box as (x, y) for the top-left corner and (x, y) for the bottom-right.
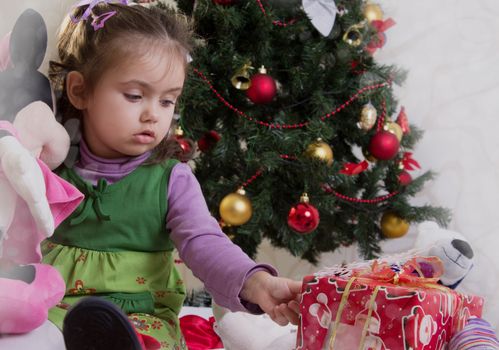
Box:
(451, 239), (474, 259)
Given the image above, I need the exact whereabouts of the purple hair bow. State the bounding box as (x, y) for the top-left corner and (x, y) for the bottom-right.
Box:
(70, 0), (128, 31)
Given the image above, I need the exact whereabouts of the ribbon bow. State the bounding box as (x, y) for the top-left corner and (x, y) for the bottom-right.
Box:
(352, 256), (444, 286)
(302, 0), (338, 36)
(366, 18), (396, 55)
(70, 0), (128, 31)
(400, 152), (421, 171)
(339, 160), (369, 176)
(70, 177), (111, 225)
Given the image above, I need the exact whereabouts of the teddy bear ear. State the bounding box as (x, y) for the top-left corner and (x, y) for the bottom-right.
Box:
(9, 9), (47, 71)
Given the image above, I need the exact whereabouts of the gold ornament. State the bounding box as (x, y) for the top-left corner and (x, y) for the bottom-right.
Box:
(219, 220), (236, 241)
(219, 188), (252, 226)
(380, 212), (409, 238)
(342, 22), (366, 47)
(231, 63), (253, 90)
(305, 139), (334, 166)
(358, 103), (377, 130)
(174, 125), (184, 136)
(363, 3), (384, 22)
(384, 122), (403, 141)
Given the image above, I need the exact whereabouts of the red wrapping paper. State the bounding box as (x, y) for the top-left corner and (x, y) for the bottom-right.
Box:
(296, 258), (484, 350)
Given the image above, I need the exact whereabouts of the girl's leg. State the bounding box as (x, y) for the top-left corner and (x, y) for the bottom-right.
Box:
(0, 320), (65, 350)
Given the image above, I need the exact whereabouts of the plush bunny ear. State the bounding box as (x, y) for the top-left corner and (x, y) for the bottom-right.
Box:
(0, 9), (52, 121)
(10, 9), (47, 71)
(0, 32), (12, 71)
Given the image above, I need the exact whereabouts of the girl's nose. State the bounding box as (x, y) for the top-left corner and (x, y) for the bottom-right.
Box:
(140, 103), (159, 123)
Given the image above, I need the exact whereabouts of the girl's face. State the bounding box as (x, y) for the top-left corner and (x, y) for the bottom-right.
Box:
(82, 50), (185, 158)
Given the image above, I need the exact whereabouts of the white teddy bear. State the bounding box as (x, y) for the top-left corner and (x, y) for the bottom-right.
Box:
(414, 221), (474, 289)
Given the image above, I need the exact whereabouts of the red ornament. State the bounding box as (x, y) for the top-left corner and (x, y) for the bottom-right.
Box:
(246, 66), (276, 104)
(198, 130), (221, 152)
(287, 193), (320, 234)
(174, 126), (193, 162)
(396, 106), (411, 134)
(369, 131), (400, 160)
(176, 136), (192, 154)
(398, 171), (412, 186)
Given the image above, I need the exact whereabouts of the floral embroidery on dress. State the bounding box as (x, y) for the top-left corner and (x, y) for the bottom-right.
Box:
(68, 280), (96, 295)
(76, 252), (87, 262)
(151, 320), (163, 330)
(136, 276), (146, 284)
(130, 316), (150, 332)
(155, 291), (166, 298)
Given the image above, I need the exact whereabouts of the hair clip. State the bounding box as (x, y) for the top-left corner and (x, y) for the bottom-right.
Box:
(70, 0), (128, 31)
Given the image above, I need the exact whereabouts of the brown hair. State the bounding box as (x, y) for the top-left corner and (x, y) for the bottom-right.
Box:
(49, 3), (194, 164)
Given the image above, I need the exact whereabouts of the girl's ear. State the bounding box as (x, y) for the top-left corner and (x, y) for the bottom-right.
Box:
(66, 71), (88, 110)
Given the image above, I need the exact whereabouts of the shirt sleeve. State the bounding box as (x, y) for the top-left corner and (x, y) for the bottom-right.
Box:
(166, 163), (278, 313)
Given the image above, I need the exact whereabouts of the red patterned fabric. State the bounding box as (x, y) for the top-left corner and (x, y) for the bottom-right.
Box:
(297, 261), (484, 350)
(180, 315), (224, 350)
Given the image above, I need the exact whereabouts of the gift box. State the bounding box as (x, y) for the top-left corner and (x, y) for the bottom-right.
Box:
(296, 257), (484, 350)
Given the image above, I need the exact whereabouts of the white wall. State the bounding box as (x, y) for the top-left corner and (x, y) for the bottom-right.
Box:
(1, 0), (498, 334)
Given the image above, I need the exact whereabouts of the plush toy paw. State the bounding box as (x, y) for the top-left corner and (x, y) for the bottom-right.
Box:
(0, 136), (53, 236)
(415, 221), (473, 289)
(0, 263), (65, 333)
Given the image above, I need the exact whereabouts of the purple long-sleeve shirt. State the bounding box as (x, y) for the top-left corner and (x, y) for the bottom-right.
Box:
(72, 140), (276, 313)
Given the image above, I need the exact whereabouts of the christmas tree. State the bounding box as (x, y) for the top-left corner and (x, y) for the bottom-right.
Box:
(170, 0), (450, 263)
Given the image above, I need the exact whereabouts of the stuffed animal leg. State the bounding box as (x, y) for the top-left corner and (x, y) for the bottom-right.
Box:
(0, 134), (53, 240)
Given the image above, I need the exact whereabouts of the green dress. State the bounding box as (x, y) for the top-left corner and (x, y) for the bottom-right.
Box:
(42, 159), (187, 350)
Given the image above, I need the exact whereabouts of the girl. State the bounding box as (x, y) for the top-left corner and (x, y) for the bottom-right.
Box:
(41, 1), (301, 349)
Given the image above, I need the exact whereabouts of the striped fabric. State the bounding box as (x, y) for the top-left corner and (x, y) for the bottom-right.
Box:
(449, 318), (499, 350)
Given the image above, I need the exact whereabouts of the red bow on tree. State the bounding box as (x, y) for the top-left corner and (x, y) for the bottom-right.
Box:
(400, 152), (421, 171)
(340, 160), (369, 175)
(366, 18), (396, 55)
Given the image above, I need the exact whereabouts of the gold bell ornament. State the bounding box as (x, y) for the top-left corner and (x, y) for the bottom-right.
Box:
(363, 2), (384, 23)
(384, 121), (403, 142)
(231, 63), (253, 90)
(358, 102), (377, 131)
(219, 188), (253, 226)
(305, 138), (334, 166)
(380, 211), (409, 238)
(342, 21), (366, 47)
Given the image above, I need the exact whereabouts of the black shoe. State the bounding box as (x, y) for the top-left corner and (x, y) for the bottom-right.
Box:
(63, 297), (142, 350)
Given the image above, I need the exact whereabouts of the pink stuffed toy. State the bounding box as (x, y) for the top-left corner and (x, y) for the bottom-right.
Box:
(0, 9), (84, 334)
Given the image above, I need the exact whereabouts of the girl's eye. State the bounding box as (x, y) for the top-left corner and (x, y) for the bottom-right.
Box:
(124, 93), (142, 101)
(161, 100), (175, 107)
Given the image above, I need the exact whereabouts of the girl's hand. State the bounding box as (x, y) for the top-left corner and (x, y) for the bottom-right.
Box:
(240, 271), (302, 326)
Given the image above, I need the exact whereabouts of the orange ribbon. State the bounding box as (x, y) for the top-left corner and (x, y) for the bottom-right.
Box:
(352, 256), (444, 286)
